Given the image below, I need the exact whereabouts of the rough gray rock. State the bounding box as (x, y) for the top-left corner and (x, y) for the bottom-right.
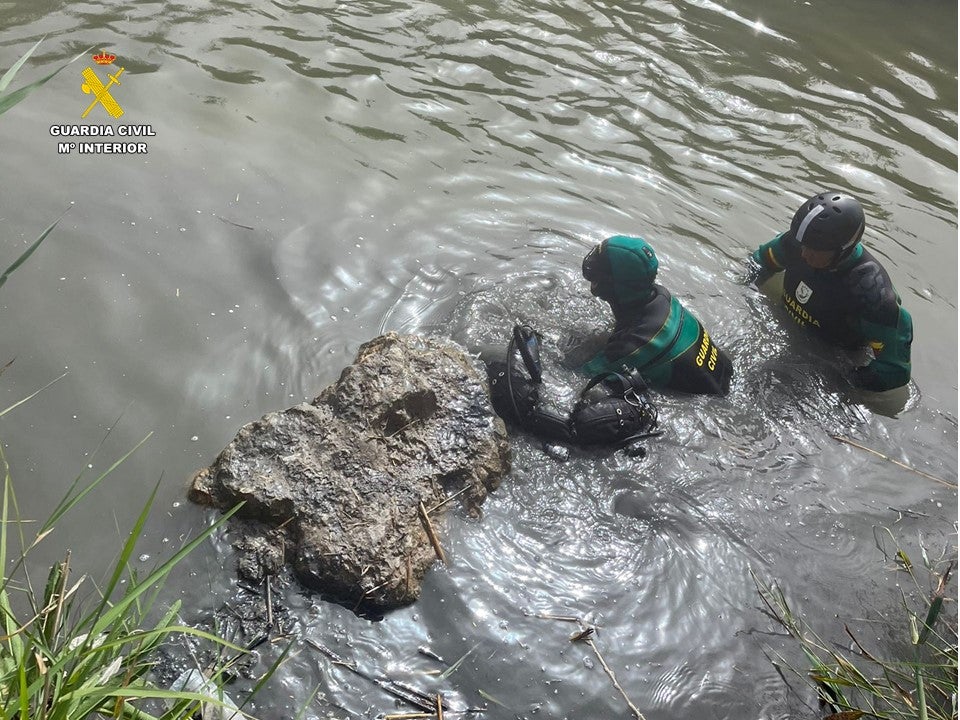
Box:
(189, 333), (510, 614)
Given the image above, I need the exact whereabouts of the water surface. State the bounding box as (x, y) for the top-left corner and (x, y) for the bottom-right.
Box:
(0, 1), (956, 718)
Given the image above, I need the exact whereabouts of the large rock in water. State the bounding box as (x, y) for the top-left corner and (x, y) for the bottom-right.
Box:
(189, 333), (510, 614)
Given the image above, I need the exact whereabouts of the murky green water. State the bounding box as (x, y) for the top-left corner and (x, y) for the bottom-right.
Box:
(1, 1), (956, 718)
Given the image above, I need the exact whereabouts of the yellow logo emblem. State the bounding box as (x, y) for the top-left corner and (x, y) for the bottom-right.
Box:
(81, 52), (125, 119)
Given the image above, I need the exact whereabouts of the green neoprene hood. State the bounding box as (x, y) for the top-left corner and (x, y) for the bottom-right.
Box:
(604, 235), (659, 303)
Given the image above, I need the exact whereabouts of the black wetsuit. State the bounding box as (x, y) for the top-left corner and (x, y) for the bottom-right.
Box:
(580, 284), (732, 395)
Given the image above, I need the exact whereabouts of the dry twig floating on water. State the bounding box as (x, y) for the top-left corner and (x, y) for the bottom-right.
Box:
(418, 500), (447, 564)
(580, 631), (646, 720)
(831, 435), (956, 488)
(536, 613), (647, 720)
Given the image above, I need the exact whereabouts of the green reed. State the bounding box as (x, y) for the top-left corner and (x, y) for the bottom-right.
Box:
(0, 432), (270, 720)
(753, 532), (956, 720)
(0, 38), (85, 116)
(1, 39), (83, 291)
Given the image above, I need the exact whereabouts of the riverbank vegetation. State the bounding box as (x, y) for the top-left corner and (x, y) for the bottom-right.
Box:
(1, 42), (274, 720)
(754, 530), (957, 720)
(0, 439), (265, 719)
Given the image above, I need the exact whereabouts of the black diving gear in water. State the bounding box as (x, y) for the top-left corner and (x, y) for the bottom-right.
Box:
(569, 369), (659, 446)
(513, 324), (543, 383)
(487, 325), (660, 448)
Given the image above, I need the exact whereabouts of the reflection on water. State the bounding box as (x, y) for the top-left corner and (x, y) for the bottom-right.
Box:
(0, 0), (956, 718)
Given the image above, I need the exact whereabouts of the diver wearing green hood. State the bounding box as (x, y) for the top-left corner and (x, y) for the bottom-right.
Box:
(485, 235), (732, 450)
(580, 235), (733, 394)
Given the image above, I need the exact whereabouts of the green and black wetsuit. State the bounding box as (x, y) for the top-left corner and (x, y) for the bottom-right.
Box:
(580, 236), (732, 395)
(752, 232), (913, 391)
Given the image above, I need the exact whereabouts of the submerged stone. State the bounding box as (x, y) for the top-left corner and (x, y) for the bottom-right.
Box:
(189, 332), (510, 614)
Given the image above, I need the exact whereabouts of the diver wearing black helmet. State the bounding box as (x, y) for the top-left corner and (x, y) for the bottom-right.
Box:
(747, 191), (913, 391)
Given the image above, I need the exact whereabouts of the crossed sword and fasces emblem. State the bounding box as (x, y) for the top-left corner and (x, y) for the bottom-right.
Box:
(81, 65), (125, 119)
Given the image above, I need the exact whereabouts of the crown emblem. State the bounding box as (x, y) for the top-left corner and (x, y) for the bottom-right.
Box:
(92, 51), (116, 65)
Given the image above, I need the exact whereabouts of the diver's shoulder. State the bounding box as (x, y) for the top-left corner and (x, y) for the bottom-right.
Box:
(843, 248), (900, 320)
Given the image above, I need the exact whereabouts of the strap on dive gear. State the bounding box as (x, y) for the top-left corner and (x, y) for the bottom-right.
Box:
(502, 324), (572, 441)
(505, 324), (542, 423)
(570, 367), (660, 444)
(574, 366), (650, 411)
(513, 324), (543, 383)
(526, 404), (574, 442)
(487, 361), (537, 421)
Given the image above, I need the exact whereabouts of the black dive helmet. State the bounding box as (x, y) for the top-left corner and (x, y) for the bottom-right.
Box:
(790, 191), (865, 264)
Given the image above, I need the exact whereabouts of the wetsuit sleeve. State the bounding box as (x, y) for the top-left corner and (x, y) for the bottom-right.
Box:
(751, 232), (790, 273)
(853, 306), (913, 391)
(580, 347), (615, 378)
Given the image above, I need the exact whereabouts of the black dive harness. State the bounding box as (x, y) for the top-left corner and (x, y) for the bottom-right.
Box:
(488, 325), (661, 449)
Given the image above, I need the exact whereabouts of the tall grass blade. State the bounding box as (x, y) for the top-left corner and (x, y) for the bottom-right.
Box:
(17, 502), (246, 708)
(39, 405), (133, 533)
(83, 626), (247, 658)
(87, 502), (242, 640)
(77, 475), (161, 642)
(755, 534), (957, 720)
(58, 684), (248, 708)
(235, 637), (295, 716)
(478, 687), (510, 709)
(0, 38), (43, 94)
(0, 43), (89, 116)
(294, 683), (323, 720)
(439, 642), (477, 680)
(915, 660), (928, 720)
(917, 562), (952, 648)
(0, 431), (275, 718)
(39, 432), (151, 535)
(0, 213), (66, 291)
(0, 445), (25, 663)
(0, 372), (67, 420)
(40, 554), (68, 647)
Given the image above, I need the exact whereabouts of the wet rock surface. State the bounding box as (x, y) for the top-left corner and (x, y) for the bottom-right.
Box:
(189, 333), (510, 614)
